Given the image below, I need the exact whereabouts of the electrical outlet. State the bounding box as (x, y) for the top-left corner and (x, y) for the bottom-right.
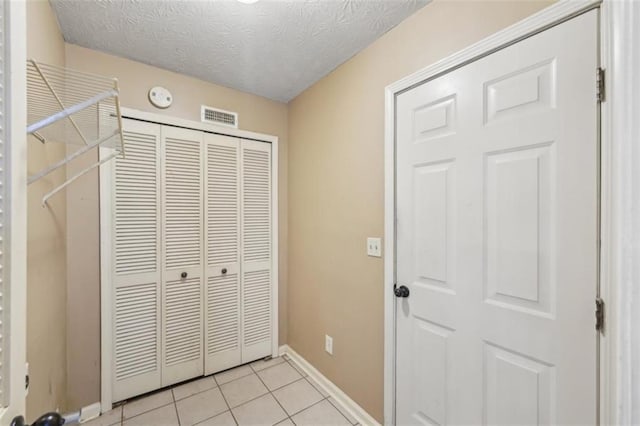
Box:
(325, 335), (333, 355)
(367, 237), (382, 257)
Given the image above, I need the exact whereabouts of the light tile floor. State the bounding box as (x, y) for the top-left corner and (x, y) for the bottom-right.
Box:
(85, 355), (360, 426)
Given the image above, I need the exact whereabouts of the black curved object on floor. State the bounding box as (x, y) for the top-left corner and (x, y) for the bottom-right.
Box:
(11, 412), (65, 426)
(9, 415), (25, 426)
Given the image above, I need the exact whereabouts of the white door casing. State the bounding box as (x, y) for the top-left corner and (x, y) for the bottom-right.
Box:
(1, 0), (27, 422)
(160, 125), (205, 386)
(0, 0), (9, 415)
(111, 119), (162, 402)
(599, 1), (640, 423)
(395, 10), (598, 425)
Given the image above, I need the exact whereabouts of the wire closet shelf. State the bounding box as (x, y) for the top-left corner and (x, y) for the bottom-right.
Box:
(26, 59), (125, 205)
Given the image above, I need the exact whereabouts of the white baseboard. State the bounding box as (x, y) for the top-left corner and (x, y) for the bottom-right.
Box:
(78, 402), (101, 423)
(279, 345), (381, 426)
(278, 344), (288, 357)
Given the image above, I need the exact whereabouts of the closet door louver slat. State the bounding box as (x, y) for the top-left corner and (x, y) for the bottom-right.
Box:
(112, 119), (162, 402)
(115, 132), (158, 275)
(165, 277), (202, 366)
(204, 134), (242, 374)
(243, 270), (271, 346)
(241, 140), (272, 362)
(115, 283), (158, 379)
(161, 126), (204, 386)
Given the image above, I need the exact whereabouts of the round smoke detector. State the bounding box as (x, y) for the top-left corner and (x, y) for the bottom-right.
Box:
(148, 86), (173, 109)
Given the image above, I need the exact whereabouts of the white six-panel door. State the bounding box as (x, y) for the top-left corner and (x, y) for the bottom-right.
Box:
(112, 119), (162, 401)
(396, 11), (598, 425)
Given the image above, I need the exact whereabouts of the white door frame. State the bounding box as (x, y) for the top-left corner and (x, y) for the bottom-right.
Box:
(2, 0), (28, 422)
(384, 0), (640, 424)
(597, 1), (640, 424)
(100, 108), (279, 411)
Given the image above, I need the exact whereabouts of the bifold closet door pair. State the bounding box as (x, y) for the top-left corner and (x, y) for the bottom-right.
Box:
(110, 118), (273, 402)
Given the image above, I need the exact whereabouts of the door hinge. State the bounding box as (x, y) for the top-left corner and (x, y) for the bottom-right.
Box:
(596, 297), (605, 333)
(597, 67), (605, 103)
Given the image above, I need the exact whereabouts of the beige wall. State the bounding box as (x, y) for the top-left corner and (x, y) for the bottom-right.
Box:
(63, 44), (289, 409)
(287, 0), (553, 421)
(26, 0), (68, 420)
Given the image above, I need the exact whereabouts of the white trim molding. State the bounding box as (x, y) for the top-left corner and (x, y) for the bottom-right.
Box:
(99, 145), (114, 411)
(120, 108), (279, 145)
(78, 402), (101, 423)
(279, 345), (381, 426)
(599, 1), (640, 424)
(100, 108), (279, 411)
(384, 0), (607, 424)
(1, 0), (28, 422)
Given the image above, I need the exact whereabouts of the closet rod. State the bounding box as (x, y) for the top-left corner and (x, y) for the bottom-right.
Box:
(26, 89), (117, 135)
(42, 151), (121, 206)
(28, 129), (119, 185)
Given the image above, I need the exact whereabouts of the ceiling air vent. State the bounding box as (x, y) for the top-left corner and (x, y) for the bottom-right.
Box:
(201, 105), (238, 128)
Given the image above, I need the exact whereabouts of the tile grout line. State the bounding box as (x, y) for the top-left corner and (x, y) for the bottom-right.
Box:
(172, 378), (218, 403)
(122, 376), (218, 424)
(109, 356), (355, 426)
(215, 367), (254, 386)
(288, 396), (329, 419)
(217, 375), (240, 426)
(253, 363), (292, 425)
(171, 388), (182, 426)
(302, 375), (326, 397)
(122, 399), (175, 422)
(285, 358), (355, 425)
(326, 395), (359, 425)
(270, 375), (306, 393)
(107, 365), (255, 425)
(285, 359), (307, 378)
(217, 382), (269, 412)
(249, 358), (286, 375)
(215, 363), (307, 412)
(251, 361), (342, 425)
(214, 357), (350, 425)
(284, 392), (353, 425)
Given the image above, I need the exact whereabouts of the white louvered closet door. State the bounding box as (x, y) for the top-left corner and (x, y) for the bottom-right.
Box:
(161, 126), (205, 387)
(204, 134), (242, 374)
(112, 119), (162, 402)
(241, 139), (273, 362)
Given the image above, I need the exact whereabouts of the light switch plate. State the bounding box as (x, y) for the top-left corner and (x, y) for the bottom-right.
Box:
(325, 335), (333, 355)
(367, 237), (382, 257)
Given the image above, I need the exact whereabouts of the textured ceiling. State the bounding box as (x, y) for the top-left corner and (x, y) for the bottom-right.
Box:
(50, 0), (429, 102)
